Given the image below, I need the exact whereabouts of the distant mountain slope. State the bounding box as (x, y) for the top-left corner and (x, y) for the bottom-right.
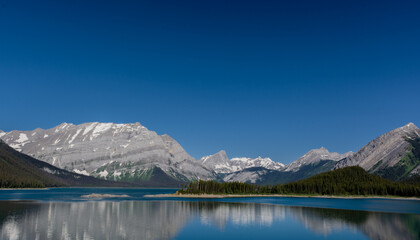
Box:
(0, 122), (215, 182)
(260, 160), (337, 185)
(223, 160), (336, 185)
(335, 123), (420, 181)
(0, 140), (129, 188)
(222, 146), (352, 185)
(284, 147), (352, 172)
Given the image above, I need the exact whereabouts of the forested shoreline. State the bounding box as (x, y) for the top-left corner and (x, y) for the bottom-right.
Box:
(178, 167), (420, 197)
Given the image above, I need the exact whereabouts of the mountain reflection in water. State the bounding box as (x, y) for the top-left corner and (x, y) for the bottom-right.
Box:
(0, 201), (418, 240)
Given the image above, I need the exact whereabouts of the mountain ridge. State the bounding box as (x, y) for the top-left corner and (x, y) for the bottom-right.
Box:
(1, 121), (420, 185)
(0, 122), (216, 183)
(334, 122), (420, 180)
(200, 150), (285, 174)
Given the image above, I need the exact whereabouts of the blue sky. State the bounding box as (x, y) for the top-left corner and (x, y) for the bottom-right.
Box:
(1, 0), (419, 163)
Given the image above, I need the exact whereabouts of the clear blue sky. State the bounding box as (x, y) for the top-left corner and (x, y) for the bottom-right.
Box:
(1, 0), (419, 163)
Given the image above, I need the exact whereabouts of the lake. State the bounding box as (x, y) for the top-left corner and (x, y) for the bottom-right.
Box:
(0, 188), (419, 240)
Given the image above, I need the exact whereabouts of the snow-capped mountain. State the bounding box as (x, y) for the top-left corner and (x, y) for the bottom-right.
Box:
(200, 150), (285, 174)
(0, 122), (215, 182)
(285, 147), (353, 172)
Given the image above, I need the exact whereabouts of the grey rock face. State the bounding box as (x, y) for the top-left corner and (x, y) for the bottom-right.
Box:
(200, 151), (285, 174)
(285, 147), (353, 172)
(200, 151), (232, 173)
(223, 168), (272, 183)
(334, 123), (420, 172)
(0, 122), (215, 181)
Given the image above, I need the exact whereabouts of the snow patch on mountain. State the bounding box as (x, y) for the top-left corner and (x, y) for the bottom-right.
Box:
(69, 129), (82, 144)
(16, 133), (28, 143)
(73, 169), (89, 176)
(43, 167), (58, 174)
(99, 170), (109, 178)
(92, 123), (113, 138)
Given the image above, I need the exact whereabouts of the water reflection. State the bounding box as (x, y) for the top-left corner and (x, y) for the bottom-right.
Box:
(0, 201), (418, 240)
(288, 207), (420, 240)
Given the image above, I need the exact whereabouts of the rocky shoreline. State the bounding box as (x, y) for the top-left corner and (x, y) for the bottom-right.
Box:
(81, 193), (130, 198)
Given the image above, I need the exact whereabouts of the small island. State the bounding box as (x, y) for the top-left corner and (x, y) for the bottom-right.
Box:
(148, 167), (420, 200)
(81, 193), (130, 198)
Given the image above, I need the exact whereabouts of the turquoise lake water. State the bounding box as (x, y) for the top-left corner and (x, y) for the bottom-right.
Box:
(0, 188), (419, 240)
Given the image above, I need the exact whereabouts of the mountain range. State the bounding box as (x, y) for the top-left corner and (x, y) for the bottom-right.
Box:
(1, 122), (419, 186)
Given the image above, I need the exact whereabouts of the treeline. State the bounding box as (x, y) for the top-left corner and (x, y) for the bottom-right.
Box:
(0, 148), (47, 188)
(178, 167), (420, 197)
(0, 176), (45, 188)
(0, 140), (62, 188)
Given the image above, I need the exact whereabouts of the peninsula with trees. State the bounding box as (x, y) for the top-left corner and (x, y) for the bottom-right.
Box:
(169, 167), (420, 199)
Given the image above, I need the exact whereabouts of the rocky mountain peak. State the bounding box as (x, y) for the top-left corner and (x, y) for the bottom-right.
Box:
(334, 123), (420, 176)
(403, 122), (416, 128)
(200, 150), (229, 165)
(398, 122), (419, 137)
(306, 147), (329, 155)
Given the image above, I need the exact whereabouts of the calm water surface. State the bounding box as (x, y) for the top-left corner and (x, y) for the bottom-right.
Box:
(0, 188), (419, 240)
